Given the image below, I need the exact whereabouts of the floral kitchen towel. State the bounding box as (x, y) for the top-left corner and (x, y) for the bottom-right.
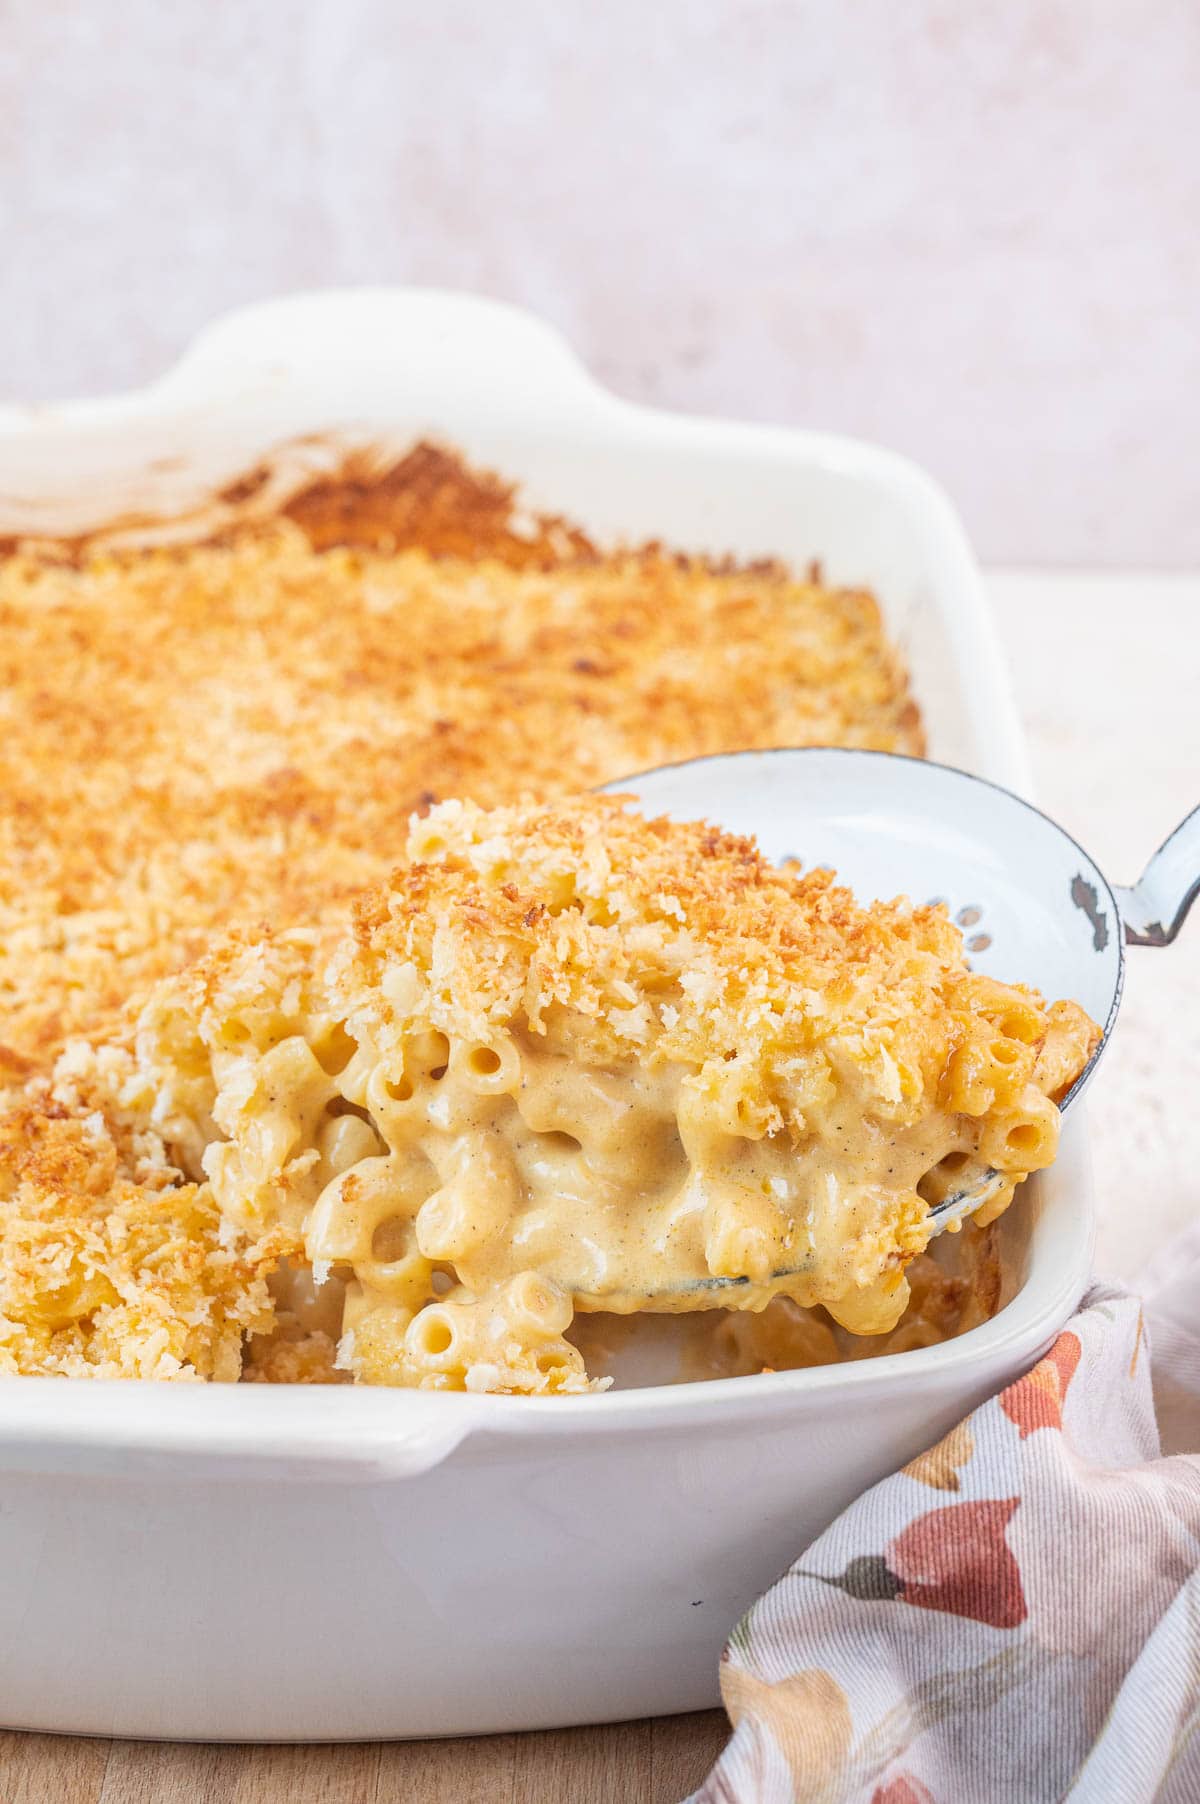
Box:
(693, 1245), (1200, 1804)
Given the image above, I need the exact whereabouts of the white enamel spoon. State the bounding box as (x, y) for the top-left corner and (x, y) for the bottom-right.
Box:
(600, 747), (1199, 1286)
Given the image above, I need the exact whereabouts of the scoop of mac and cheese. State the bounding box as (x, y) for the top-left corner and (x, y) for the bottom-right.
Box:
(118, 795), (1097, 1394)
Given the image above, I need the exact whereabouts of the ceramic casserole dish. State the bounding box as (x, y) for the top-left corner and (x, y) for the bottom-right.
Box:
(0, 290), (1092, 1740)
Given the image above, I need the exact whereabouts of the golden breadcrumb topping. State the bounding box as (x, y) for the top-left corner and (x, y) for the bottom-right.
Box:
(0, 1070), (278, 1381)
(0, 455), (920, 1079)
(344, 796), (988, 1084)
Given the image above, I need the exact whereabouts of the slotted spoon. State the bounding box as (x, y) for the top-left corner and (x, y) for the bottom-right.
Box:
(570, 746), (1199, 1303)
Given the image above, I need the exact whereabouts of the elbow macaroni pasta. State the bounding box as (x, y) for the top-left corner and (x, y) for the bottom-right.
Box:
(133, 795), (1099, 1395)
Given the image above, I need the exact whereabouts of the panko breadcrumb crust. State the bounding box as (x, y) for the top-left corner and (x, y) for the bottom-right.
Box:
(0, 1083), (279, 1380)
(339, 794), (1094, 1149)
(0, 447), (930, 1381)
(347, 797), (979, 1089)
(0, 447), (922, 1075)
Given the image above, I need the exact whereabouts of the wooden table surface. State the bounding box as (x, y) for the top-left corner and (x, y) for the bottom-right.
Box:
(0, 1714), (731, 1804)
(6, 572), (1197, 1803)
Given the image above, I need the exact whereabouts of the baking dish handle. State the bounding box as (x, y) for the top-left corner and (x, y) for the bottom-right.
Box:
(1115, 803), (1200, 947)
(154, 288), (603, 410)
(319, 1415), (481, 1482)
(0, 1386), (484, 1484)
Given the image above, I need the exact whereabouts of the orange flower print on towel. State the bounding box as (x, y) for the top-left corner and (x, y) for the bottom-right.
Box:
(720, 1660), (852, 1794)
(887, 1497), (1026, 1629)
(902, 1418), (975, 1491)
(871, 1777), (935, 1804)
(999, 1331), (1081, 1438)
(800, 1498), (1027, 1629)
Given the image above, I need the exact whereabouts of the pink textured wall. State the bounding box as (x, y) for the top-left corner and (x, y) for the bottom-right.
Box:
(1, 2), (1197, 564)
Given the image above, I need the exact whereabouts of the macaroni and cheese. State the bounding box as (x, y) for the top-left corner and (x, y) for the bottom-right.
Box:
(0, 450), (1093, 1388)
(124, 795), (1097, 1394)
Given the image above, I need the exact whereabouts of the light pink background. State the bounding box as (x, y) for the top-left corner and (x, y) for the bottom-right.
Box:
(1, 2), (1197, 564)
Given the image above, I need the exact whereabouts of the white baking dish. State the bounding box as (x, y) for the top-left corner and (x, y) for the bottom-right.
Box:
(0, 290), (1091, 1741)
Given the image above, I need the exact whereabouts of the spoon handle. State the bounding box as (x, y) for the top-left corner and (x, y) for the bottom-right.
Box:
(1114, 803), (1200, 947)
